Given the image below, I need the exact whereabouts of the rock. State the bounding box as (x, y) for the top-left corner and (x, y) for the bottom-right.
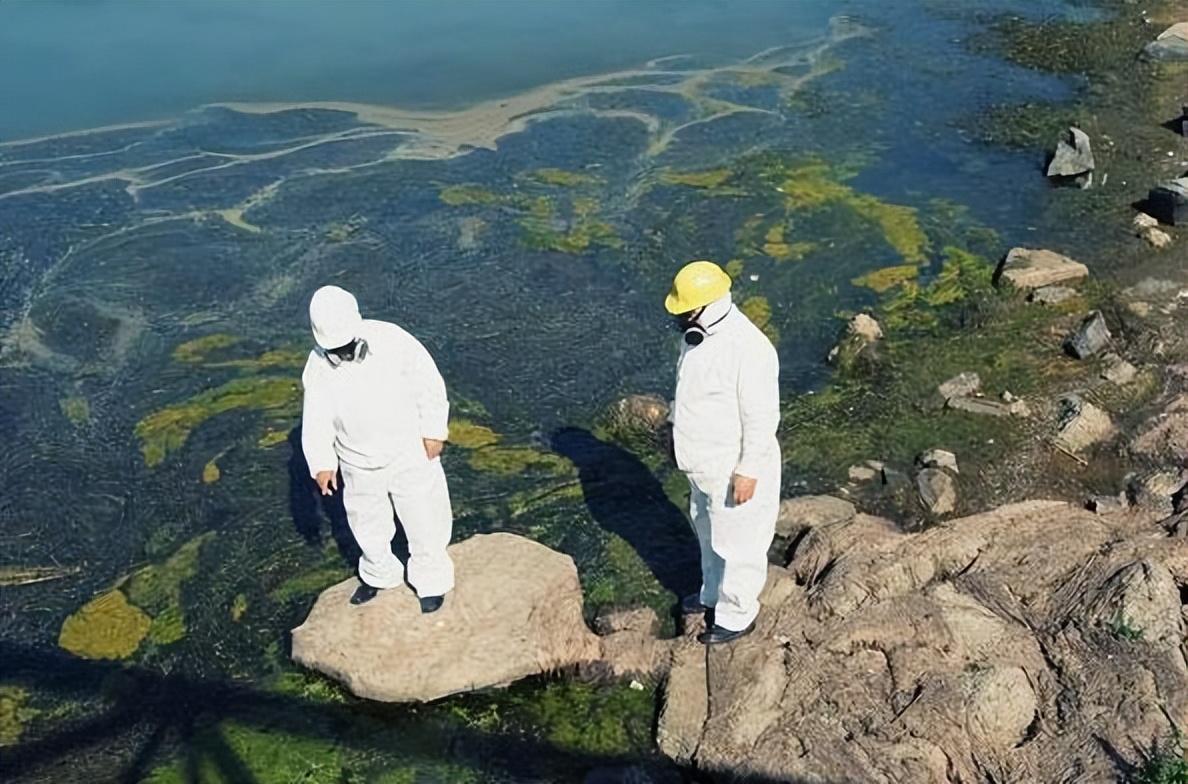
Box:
(849, 313), (883, 342)
(937, 371), (981, 401)
(1087, 493), (1129, 514)
(1046, 127), (1094, 188)
(947, 396), (1010, 417)
(291, 533), (601, 702)
(1028, 285), (1077, 305)
(1132, 394), (1188, 463)
(1008, 398), (1032, 418)
(775, 495), (856, 538)
(1134, 212), (1160, 231)
(1063, 311), (1111, 359)
(996, 248), (1089, 291)
(1147, 177), (1188, 226)
(1129, 471), (1188, 516)
(828, 313), (884, 369)
(593, 607), (660, 637)
(916, 468), (957, 516)
(917, 448), (959, 474)
(1054, 395), (1115, 453)
(1142, 227), (1173, 249)
(606, 394), (669, 435)
(1143, 22), (1188, 61)
(1101, 353), (1138, 385)
(847, 464), (879, 483)
(659, 500), (1188, 781)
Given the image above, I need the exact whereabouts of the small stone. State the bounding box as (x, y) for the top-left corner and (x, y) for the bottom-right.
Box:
(1134, 212), (1160, 230)
(1046, 127), (1094, 187)
(916, 468), (958, 516)
(1063, 311), (1111, 359)
(1101, 353), (1138, 385)
(996, 248), (1089, 291)
(1143, 22), (1188, 62)
(1008, 399), (1032, 418)
(850, 313), (883, 342)
(1087, 494), (1129, 514)
(1028, 286), (1077, 306)
(1128, 301), (1153, 318)
(1001, 390), (1017, 403)
(937, 371), (982, 401)
(917, 448), (959, 474)
(1142, 227), (1173, 249)
(1054, 395), (1115, 453)
(947, 396), (1010, 417)
(848, 464), (879, 483)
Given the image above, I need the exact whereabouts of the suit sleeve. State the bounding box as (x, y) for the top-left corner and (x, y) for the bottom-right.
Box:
(301, 358), (339, 478)
(735, 339), (781, 479)
(409, 337), (450, 441)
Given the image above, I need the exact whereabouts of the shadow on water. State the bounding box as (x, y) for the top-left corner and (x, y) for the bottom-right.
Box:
(550, 427), (699, 602)
(287, 426), (361, 567)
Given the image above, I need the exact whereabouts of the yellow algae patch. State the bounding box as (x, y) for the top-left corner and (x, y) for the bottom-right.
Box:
(257, 429), (289, 448)
(762, 225), (818, 262)
(210, 348), (307, 372)
(740, 296), (780, 345)
(59, 590), (151, 660)
(59, 396), (91, 427)
(439, 184), (502, 206)
(850, 195), (928, 264)
(852, 264), (920, 293)
(230, 593), (248, 623)
(468, 446), (573, 477)
(449, 419), (500, 449)
(202, 459), (221, 484)
(172, 334), (240, 364)
(660, 168), (733, 189)
(135, 376), (300, 467)
(0, 686), (36, 746)
(123, 533), (214, 647)
(725, 259), (745, 278)
(519, 196), (621, 254)
(528, 168), (599, 187)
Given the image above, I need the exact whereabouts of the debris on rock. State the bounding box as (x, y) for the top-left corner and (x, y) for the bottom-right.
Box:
(1147, 177), (1188, 226)
(916, 468), (958, 516)
(1054, 395), (1115, 453)
(937, 371), (981, 402)
(1143, 22), (1188, 62)
(775, 495), (857, 538)
(1046, 127), (1094, 188)
(995, 248), (1089, 291)
(1063, 311), (1111, 359)
(1086, 493), (1129, 514)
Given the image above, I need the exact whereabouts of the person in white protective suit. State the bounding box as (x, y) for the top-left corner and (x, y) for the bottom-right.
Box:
(300, 285), (455, 613)
(665, 260), (781, 645)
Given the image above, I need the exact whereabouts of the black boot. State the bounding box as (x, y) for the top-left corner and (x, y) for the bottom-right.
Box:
(680, 593), (708, 615)
(419, 595), (444, 614)
(697, 622), (755, 645)
(350, 583), (380, 605)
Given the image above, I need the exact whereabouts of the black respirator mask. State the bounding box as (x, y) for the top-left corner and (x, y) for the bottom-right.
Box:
(676, 306), (731, 346)
(322, 338), (369, 367)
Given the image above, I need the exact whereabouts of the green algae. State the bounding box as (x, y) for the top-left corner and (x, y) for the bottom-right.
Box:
(439, 184), (502, 206)
(467, 445), (573, 477)
(144, 720), (343, 784)
(172, 334), (240, 364)
(257, 428), (289, 448)
(202, 457), (221, 484)
(121, 532), (214, 646)
(500, 679), (655, 757)
(526, 168), (600, 187)
(852, 264), (920, 293)
(739, 295), (780, 345)
(583, 534), (670, 613)
(269, 565), (351, 603)
(0, 686), (38, 747)
(59, 395), (91, 427)
(724, 258), (745, 278)
(762, 224), (817, 262)
(135, 376), (300, 467)
(58, 590), (151, 660)
(208, 348), (307, 372)
(448, 418), (500, 449)
(660, 167), (733, 189)
(229, 593), (248, 623)
(881, 247), (994, 330)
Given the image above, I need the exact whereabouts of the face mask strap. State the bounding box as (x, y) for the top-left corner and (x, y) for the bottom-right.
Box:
(321, 338), (368, 367)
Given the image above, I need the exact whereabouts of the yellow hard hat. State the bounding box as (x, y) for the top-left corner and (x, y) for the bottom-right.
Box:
(664, 260), (732, 314)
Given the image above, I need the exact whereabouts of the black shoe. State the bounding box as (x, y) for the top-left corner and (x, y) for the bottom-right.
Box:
(350, 583), (380, 605)
(680, 593), (708, 615)
(419, 595), (444, 614)
(697, 622), (755, 645)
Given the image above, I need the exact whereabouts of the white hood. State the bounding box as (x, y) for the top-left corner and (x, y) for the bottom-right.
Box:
(309, 285), (363, 350)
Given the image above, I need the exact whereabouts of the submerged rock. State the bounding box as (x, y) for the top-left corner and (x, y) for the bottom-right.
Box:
(658, 501), (1188, 781)
(1046, 127), (1094, 188)
(1063, 311), (1111, 359)
(291, 533), (601, 702)
(996, 248), (1088, 291)
(1143, 22), (1188, 61)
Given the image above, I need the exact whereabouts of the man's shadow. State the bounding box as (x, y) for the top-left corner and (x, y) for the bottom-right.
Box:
(550, 427), (699, 600)
(287, 426), (364, 567)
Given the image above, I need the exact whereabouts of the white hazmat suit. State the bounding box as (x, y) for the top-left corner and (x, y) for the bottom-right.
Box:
(301, 286), (455, 597)
(672, 293), (781, 631)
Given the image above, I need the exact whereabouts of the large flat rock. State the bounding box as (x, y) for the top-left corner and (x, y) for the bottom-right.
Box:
(291, 532), (601, 702)
(996, 248), (1089, 290)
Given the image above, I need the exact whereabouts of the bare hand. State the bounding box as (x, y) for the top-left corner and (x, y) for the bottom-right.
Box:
(315, 470), (338, 496)
(732, 474), (757, 505)
(423, 438), (445, 460)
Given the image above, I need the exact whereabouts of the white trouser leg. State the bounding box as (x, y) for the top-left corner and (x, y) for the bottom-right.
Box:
(388, 458), (455, 598)
(341, 464), (405, 589)
(689, 466), (780, 631)
(688, 477), (723, 608)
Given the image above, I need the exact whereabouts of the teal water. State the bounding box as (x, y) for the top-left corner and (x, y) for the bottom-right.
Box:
(0, 1), (1097, 782)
